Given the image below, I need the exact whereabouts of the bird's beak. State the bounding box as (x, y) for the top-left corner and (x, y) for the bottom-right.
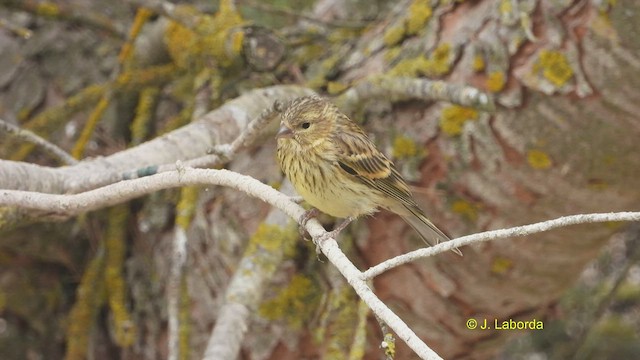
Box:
(276, 123), (293, 139)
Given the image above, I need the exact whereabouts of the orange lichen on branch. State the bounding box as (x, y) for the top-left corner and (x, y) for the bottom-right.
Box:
(439, 105), (479, 136)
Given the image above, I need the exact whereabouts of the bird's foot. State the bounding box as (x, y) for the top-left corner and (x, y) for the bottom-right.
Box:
(298, 208), (320, 240)
(313, 217), (354, 254)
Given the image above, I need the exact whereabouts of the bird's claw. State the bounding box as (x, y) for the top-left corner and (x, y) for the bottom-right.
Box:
(298, 208), (320, 240)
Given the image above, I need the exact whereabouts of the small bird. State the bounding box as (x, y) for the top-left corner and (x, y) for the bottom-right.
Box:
(276, 96), (461, 255)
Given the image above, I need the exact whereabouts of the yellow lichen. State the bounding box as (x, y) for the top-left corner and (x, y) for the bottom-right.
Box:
(383, 0), (432, 46)
(486, 71), (506, 92)
(426, 43), (453, 75)
(383, 25), (405, 47)
(66, 250), (106, 359)
(119, 8), (153, 66)
(491, 257), (513, 274)
(384, 46), (403, 63)
(37, 2), (60, 17)
(392, 135), (419, 159)
(163, 0), (245, 69)
(534, 50), (574, 87)
(439, 105), (479, 136)
(130, 87), (160, 145)
(473, 54), (485, 72)
(12, 84), (105, 161)
(499, 0), (513, 15)
(327, 81), (348, 95)
(389, 43), (453, 77)
(320, 287), (366, 359)
(406, 0), (432, 35)
(527, 149), (552, 169)
(259, 275), (322, 329)
(176, 187), (199, 229)
(246, 223), (298, 258)
(451, 200), (478, 222)
(72, 95), (110, 159)
(104, 205), (137, 347)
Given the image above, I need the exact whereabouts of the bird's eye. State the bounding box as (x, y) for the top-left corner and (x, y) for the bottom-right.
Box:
(301, 122), (311, 129)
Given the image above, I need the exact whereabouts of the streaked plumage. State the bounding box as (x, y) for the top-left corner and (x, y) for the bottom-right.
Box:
(276, 96), (461, 255)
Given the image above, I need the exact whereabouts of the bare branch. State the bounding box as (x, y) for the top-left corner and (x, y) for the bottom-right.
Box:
(336, 76), (495, 113)
(363, 212), (640, 280)
(0, 167), (443, 359)
(0, 118), (77, 165)
(2, 168), (638, 360)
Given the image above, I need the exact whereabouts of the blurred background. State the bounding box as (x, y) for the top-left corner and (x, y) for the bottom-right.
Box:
(1, 0), (639, 359)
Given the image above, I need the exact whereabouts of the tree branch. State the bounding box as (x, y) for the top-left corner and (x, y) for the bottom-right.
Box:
(4, 168), (637, 358)
(0, 118), (77, 165)
(363, 212), (640, 280)
(0, 167), (443, 359)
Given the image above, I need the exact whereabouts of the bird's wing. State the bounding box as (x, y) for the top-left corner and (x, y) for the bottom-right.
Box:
(332, 130), (417, 207)
(333, 129), (461, 254)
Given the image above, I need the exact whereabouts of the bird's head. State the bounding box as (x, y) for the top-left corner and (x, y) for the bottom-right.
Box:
(276, 96), (336, 150)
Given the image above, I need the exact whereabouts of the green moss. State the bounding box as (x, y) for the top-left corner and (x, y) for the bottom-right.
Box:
(259, 275), (322, 329)
(439, 105), (478, 136)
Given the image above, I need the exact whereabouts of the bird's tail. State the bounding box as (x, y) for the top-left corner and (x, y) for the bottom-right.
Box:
(400, 205), (463, 256)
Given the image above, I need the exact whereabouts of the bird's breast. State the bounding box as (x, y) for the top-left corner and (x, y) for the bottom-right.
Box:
(277, 144), (379, 218)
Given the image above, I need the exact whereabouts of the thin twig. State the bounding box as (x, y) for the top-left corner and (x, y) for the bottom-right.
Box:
(0, 118), (77, 165)
(363, 212), (640, 280)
